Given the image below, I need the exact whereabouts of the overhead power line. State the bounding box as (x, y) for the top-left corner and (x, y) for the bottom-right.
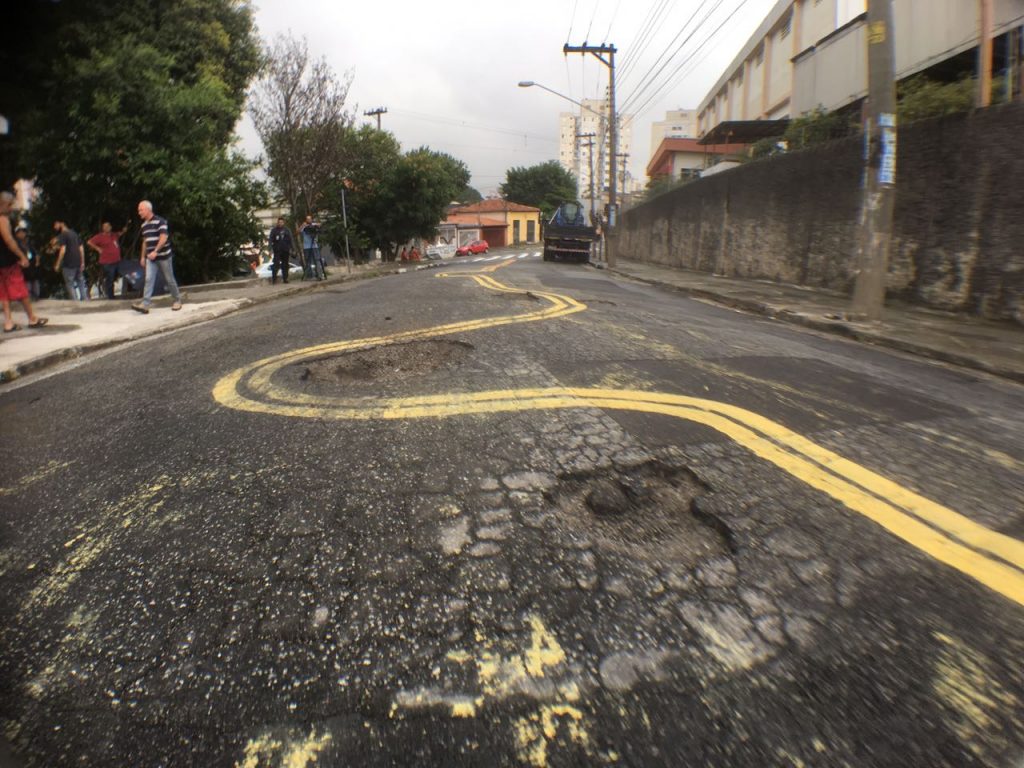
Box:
(617, 0), (673, 82)
(390, 109), (559, 144)
(627, 0), (756, 119)
(619, 0), (720, 114)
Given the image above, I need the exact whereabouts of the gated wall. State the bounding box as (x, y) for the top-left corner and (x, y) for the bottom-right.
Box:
(612, 102), (1024, 323)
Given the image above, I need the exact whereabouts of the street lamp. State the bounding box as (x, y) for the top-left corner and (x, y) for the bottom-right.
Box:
(518, 80), (607, 223)
(517, 81), (605, 119)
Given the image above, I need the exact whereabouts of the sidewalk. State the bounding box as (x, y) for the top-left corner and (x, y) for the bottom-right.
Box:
(0, 263), (395, 384)
(607, 259), (1024, 383)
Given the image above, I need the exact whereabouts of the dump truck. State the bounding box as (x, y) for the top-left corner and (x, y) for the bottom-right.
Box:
(542, 201), (597, 264)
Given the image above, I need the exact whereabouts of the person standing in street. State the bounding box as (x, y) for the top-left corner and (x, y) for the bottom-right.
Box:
(268, 217), (294, 284)
(0, 192), (47, 331)
(87, 221), (124, 299)
(53, 219), (88, 300)
(131, 200), (183, 314)
(299, 214), (324, 280)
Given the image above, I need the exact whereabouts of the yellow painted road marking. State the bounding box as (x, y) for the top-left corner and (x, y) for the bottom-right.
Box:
(212, 275), (1024, 607)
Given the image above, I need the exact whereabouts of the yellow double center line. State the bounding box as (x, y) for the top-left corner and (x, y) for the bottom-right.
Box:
(213, 271), (1024, 606)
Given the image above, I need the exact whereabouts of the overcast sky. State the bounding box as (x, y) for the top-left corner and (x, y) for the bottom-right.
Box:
(237, 0), (786, 196)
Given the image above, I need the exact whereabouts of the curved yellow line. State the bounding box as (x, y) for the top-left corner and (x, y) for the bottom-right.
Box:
(211, 273), (1024, 606)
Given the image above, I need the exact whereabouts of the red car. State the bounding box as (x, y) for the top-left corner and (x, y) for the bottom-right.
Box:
(456, 239), (489, 256)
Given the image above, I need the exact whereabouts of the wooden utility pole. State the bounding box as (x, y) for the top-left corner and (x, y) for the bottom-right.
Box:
(850, 0), (898, 321)
(364, 107), (388, 130)
(978, 0), (994, 107)
(576, 132), (596, 223)
(564, 43), (617, 227)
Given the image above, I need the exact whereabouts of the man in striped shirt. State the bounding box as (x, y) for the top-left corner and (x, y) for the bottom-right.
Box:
(132, 200), (183, 314)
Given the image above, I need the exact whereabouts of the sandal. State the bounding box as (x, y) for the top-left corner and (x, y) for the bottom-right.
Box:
(27, 318), (48, 328)
(3, 324), (21, 333)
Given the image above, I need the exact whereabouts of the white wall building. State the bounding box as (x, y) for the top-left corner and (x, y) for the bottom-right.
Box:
(558, 99), (636, 216)
(697, 0), (1024, 137)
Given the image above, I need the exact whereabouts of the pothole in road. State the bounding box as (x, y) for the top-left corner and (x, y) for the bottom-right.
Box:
(298, 339), (474, 384)
(548, 461), (732, 567)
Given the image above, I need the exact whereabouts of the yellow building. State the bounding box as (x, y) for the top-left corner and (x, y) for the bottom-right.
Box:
(448, 200), (542, 246)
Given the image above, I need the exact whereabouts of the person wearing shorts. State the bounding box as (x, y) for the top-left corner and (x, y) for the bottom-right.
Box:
(0, 192), (47, 332)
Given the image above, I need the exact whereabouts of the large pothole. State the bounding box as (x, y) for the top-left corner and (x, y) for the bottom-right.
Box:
(298, 339), (473, 384)
(547, 461), (732, 567)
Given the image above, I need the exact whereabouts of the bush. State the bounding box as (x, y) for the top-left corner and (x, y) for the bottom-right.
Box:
(898, 74), (1009, 123)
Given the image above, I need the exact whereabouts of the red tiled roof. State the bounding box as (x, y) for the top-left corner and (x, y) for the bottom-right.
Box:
(646, 137), (733, 178)
(452, 199), (541, 214)
(444, 213), (508, 227)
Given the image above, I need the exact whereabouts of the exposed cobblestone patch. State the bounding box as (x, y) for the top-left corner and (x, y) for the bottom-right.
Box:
(297, 338), (474, 385)
(545, 460), (729, 569)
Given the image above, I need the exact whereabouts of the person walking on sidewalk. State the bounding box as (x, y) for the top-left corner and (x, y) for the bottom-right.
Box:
(53, 220), (88, 300)
(87, 221), (124, 299)
(0, 192), (47, 332)
(299, 214), (324, 280)
(268, 217), (294, 284)
(132, 200), (183, 314)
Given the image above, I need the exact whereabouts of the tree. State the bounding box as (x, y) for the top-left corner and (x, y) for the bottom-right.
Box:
(249, 33), (354, 221)
(1, 0), (265, 282)
(456, 185), (483, 204)
(500, 161), (577, 219)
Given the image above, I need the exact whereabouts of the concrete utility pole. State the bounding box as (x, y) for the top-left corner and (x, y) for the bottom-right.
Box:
(978, 0), (994, 107)
(576, 132), (596, 223)
(364, 107), (388, 130)
(851, 0), (898, 321)
(563, 43), (617, 228)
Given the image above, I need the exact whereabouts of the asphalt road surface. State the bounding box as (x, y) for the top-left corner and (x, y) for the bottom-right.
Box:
(2, 248), (1022, 767)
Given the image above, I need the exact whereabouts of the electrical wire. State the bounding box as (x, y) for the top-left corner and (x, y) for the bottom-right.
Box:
(567, 0), (580, 42)
(390, 109), (558, 144)
(619, 0), (721, 112)
(627, 0), (756, 119)
(617, 0), (673, 82)
(602, 0), (623, 43)
(584, 0), (601, 42)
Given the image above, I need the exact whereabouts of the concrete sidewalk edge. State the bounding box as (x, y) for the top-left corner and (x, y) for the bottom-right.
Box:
(606, 267), (1024, 384)
(0, 267), (394, 385)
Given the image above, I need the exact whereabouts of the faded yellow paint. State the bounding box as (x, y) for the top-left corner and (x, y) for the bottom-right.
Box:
(933, 632), (1016, 760)
(236, 730), (331, 768)
(211, 275), (1024, 607)
(515, 704), (589, 768)
(523, 614), (567, 677)
(0, 460), (72, 497)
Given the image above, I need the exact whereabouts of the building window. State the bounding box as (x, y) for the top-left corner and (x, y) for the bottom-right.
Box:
(780, 14), (792, 39)
(754, 46), (764, 66)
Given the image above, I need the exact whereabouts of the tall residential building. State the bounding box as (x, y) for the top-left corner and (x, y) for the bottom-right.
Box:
(650, 109), (698, 151)
(557, 98), (636, 218)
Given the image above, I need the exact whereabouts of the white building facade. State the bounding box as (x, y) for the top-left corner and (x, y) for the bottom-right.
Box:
(558, 98), (637, 217)
(696, 0), (1024, 137)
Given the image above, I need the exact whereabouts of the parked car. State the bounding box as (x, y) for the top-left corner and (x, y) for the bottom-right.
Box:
(455, 240), (489, 256)
(255, 260), (303, 280)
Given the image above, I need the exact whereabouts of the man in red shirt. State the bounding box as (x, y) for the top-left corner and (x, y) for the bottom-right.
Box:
(87, 221), (124, 299)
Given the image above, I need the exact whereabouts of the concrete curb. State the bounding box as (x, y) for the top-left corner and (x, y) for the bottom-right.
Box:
(0, 266), (396, 384)
(607, 268), (1024, 384)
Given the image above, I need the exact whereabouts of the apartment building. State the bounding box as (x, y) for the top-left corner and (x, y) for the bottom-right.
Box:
(558, 98), (636, 215)
(696, 0), (1024, 138)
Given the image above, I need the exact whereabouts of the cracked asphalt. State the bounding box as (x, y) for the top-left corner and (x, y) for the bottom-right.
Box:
(1, 250), (1022, 767)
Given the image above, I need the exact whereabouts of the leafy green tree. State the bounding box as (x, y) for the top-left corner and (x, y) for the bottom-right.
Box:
(500, 161), (577, 219)
(783, 107), (857, 151)
(896, 75), (1008, 123)
(456, 185), (483, 204)
(1, 0), (264, 282)
(249, 33), (354, 222)
(319, 129), (470, 260)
